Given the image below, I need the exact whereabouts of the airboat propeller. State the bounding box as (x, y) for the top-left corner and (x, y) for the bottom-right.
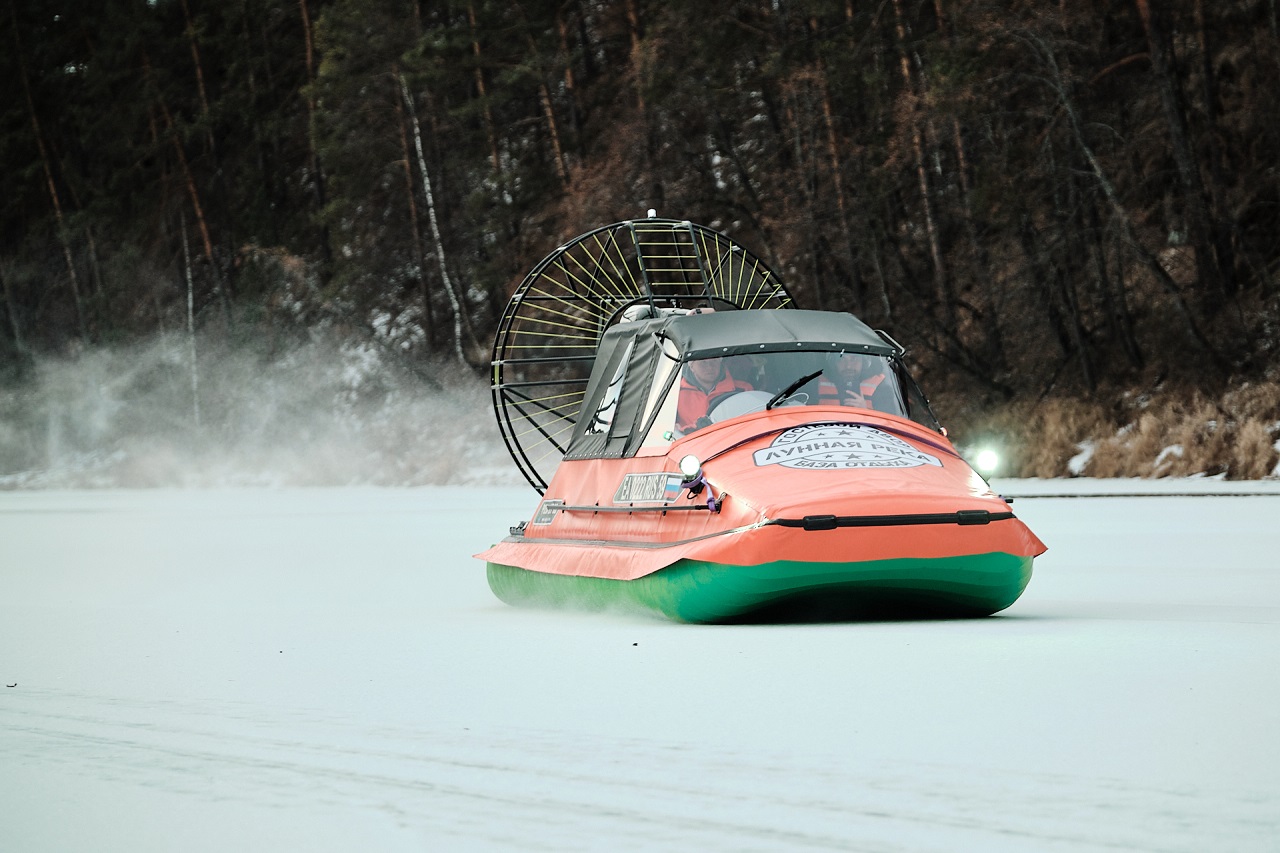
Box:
(490, 216), (794, 493)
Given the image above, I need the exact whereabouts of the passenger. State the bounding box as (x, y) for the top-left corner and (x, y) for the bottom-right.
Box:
(676, 357), (751, 433)
(818, 353), (886, 410)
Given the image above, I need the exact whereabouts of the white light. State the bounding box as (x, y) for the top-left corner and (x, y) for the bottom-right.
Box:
(679, 454), (702, 482)
(975, 449), (1000, 475)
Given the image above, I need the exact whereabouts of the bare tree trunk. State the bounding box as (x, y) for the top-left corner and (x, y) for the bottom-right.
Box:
(1058, 171), (1095, 390)
(238, 0), (284, 245)
(179, 0), (216, 156)
(1134, 0), (1224, 303)
(143, 50), (234, 333)
(709, 100), (764, 214)
(530, 53), (569, 186)
(164, 109), (214, 263)
(1017, 219), (1071, 360)
(931, 0), (977, 245)
(557, 7), (582, 148)
(932, 0), (1008, 373)
(892, 0), (952, 331)
(1192, 0), (1236, 295)
(13, 7), (84, 337)
(84, 225), (105, 301)
(0, 261), (26, 353)
(812, 27), (864, 309)
(393, 67), (436, 351)
(468, 1), (502, 175)
(867, 220), (894, 321)
(399, 73), (469, 364)
(1062, 273), (1094, 390)
(624, 0), (658, 206)
(299, 0), (332, 268)
(781, 83), (826, 309)
(180, 215), (201, 430)
(949, 111), (1012, 377)
(541, 83), (569, 184)
(625, 0), (645, 114)
(1084, 197), (1144, 370)
(140, 51), (215, 267)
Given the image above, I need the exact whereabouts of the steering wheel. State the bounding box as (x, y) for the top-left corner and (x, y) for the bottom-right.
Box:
(706, 390), (776, 423)
(706, 390), (740, 412)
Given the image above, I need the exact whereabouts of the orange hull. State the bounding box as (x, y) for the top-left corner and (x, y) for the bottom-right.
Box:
(479, 407), (1046, 584)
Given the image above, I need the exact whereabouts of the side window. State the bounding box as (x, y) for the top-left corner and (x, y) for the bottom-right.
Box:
(899, 367), (942, 432)
(586, 340), (634, 435)
(638, 341), (683, 449)
(637, 353), (680, 446)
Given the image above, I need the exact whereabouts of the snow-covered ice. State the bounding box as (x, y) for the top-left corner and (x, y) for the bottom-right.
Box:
(2, 482), (1278, 851)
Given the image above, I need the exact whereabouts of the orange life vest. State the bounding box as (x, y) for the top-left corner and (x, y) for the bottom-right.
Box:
(818, 372), (885, 406)
(677, 372), (750, 432)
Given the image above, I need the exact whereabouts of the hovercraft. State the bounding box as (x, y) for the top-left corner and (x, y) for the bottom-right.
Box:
(477, 216), (1045, 622)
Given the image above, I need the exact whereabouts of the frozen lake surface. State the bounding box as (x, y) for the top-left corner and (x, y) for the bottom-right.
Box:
(2, 482), (1278, 851)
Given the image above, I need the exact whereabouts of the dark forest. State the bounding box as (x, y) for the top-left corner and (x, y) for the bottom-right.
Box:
(3, 1), (1279, 478)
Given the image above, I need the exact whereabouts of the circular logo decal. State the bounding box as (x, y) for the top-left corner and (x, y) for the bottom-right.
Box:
(752, 423), (942, 470)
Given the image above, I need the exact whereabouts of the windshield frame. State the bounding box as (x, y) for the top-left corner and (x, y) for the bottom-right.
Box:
(636, 348), (935, 445)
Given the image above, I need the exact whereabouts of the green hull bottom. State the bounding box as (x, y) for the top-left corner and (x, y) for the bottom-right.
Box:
(487, 553), (1034, 623)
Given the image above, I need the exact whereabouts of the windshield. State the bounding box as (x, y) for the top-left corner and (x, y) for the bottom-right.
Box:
(645, 350), (920, 440)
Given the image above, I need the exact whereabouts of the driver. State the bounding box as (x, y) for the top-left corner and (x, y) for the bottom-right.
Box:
(676, 357), (751, 434)
(818, 353), (886, 410)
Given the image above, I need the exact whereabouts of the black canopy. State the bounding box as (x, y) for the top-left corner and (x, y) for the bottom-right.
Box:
(565, 309), (901, 459)
(657, 309), (896, 359)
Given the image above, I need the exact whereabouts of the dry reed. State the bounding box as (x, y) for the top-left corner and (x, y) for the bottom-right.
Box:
(948, 383), (1280, 479)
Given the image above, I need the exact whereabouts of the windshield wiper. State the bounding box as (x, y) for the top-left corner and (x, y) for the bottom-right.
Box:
(766, 369), (824, 410)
